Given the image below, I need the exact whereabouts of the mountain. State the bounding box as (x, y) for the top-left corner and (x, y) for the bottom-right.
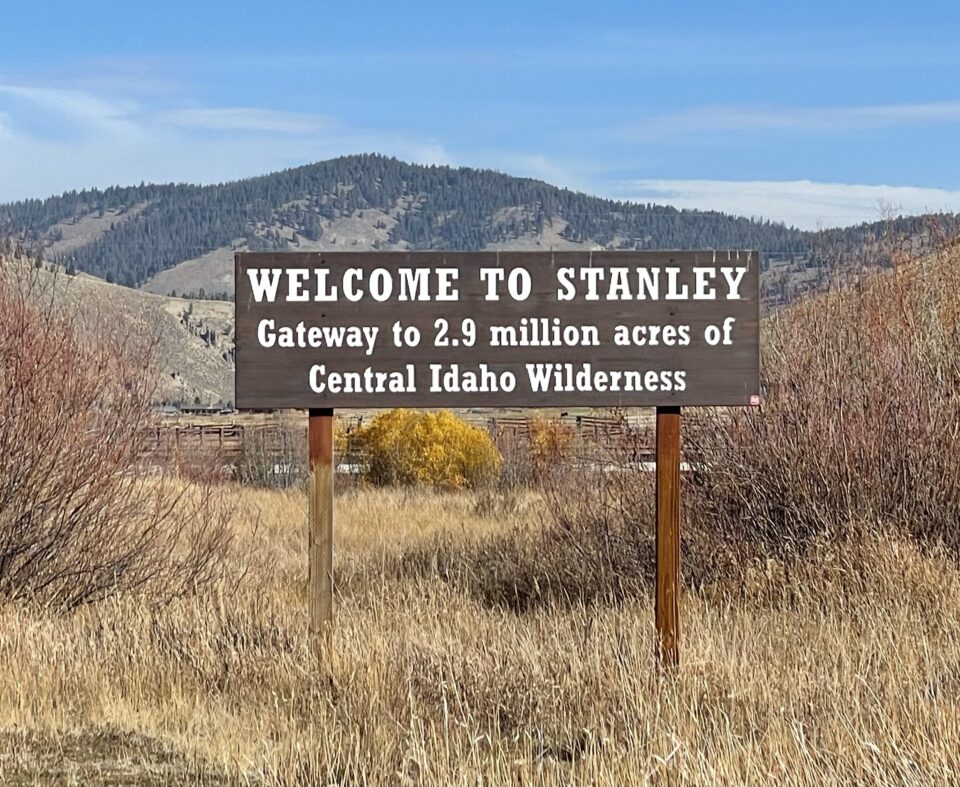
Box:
(1, 149), (958, 406)
(0, 154), (836, 299)
(1, 151), (957, 320)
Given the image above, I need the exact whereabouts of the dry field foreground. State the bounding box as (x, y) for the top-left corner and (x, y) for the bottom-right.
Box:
(0, 485), (955, 786)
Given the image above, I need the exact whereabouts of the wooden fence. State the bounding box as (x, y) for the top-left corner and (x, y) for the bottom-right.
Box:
(140, 413), (675, 469)
(140, 424), (247, 462)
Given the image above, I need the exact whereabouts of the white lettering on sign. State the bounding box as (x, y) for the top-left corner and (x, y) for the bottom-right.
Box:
(245, 265), (749, 304)
(247, 267), (462, 303)
(257, 319), (379, 355)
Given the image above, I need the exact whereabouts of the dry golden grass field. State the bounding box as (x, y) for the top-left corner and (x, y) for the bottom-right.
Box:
(5, 241), (960, 786)
(0, 483), (958, 786)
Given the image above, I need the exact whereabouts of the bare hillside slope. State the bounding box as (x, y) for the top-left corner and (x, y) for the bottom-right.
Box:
(3, 258), (235, 405)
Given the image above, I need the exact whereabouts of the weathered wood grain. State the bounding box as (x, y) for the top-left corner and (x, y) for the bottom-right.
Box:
(655, 406), (681, 669)
(235, 251), (760, 409)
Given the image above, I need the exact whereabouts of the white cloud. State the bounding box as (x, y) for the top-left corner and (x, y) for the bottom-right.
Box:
(492, 153), (586, 190)
(0, 71), (464, 202)
(1, 77), (956, 234)
(159, 107), (334, 134)
(0, 82), (138, 134)
(613, 179), (960, 230)
(0, 83), (455, 201)
(623, 101), (960, 140)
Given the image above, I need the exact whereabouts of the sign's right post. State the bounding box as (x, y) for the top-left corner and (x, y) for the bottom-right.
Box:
(308, 407), (335, 657)
(655, 405), (682, 669)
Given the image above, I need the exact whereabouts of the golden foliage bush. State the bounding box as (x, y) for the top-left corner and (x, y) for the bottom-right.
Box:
(356, 409), (501, 489)
(527, 413), (575, 479)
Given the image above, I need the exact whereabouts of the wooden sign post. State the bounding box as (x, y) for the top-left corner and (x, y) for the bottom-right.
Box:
(234, 251), (761, 665)
(655, 405), (681, 668)
(308, 407), (334, 648)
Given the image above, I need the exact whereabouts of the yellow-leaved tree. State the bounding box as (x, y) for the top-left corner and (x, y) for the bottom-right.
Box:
(356, 409), (501, 489)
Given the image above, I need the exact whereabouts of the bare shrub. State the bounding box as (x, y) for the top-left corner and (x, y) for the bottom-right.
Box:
(458, 424), (738, 610)
(687, 239), (960, 556)
(0, 257), (233, 609)
(490, 427), (537, 489)
(531, 427), (741, 605)
(527, 414), (575, 480)
(474, 416), (582, 520)
(495, 236), (960, 608)
(472, 429), (532, 519)
(236, 422), (307, 488)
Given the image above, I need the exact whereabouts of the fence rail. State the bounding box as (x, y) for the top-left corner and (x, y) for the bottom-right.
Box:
(140, 424), (246, 461)
(138, 412), (708, 469)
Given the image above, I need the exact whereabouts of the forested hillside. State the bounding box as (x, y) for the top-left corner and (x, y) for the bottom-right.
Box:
(1, 154), (956, 294)
(0, 155), (811, 286)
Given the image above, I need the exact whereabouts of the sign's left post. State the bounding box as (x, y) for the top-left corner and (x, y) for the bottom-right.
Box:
(308, 407), (334, 651)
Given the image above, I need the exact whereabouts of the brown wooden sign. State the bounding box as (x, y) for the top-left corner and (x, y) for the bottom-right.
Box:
(235, 249), (759, 668)
(235, 250), (760, 409)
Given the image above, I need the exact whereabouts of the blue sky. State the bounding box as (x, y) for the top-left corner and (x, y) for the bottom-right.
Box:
(1, 0), (959, 228)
